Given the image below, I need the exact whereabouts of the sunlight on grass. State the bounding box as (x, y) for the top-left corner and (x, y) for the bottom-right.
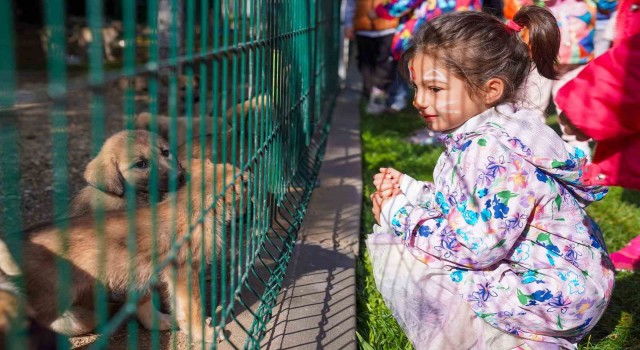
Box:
(357, 108), (640, 350)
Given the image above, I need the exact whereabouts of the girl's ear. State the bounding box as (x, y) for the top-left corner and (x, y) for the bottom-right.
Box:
(484, 78), (505, 105)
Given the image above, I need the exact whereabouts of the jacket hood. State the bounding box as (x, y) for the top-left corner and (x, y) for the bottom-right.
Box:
(439, 104), (608, 205)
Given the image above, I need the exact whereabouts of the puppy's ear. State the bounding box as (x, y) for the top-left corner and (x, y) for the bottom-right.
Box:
(84, 157), (125, 197)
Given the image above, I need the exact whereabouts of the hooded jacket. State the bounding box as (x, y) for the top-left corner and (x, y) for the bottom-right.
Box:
(379, 104), (614, 347)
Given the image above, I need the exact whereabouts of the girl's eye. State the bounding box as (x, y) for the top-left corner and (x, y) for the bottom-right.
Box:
(161, 149), (170, 157)
(429, 87), (443, 93)
(135, 160), (148, 169)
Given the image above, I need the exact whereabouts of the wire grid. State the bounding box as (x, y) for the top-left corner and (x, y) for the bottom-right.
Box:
(0, 0), (341, 348)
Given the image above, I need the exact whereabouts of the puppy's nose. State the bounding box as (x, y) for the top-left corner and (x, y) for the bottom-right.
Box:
(178, 172), (186, 185)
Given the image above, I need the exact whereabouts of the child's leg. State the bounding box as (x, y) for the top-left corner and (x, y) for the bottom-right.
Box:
(355, 34), (376, 99)
(372, 33), (395, 95)
(366, 233), (526, 349)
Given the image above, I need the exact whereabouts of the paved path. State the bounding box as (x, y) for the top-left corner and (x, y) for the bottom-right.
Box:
(261, 60), (363, 350)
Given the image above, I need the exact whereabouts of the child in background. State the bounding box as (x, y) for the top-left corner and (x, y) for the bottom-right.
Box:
(505, 0), (617, 157)
(368, 7), (614, 349)
(554, 0), (640, 271)
(344, 0), (399, 115)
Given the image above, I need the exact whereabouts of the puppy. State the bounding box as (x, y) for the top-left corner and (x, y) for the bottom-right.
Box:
(0, 239), (23, 333)
(134, 94), (269, 148)
(70, 130), (187, 332)
(0, 241), (58, 350)
(19, 160), (246, 342)
(70, 129), (186, 217)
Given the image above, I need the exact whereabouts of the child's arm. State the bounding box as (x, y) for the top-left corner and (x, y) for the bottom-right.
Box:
(374, 167), (435, 207)
(379, 139), (536, 269)
(344, 0), (356, 38)
(374, 0), (424, 20)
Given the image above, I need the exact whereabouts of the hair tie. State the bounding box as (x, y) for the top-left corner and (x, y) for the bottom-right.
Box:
(505, 20), (523, 33)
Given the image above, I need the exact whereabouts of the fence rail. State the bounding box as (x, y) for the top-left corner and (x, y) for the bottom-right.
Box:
(0, 0), (341, 348)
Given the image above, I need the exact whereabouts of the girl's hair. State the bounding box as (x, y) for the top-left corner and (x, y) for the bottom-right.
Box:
(401, 6), (560, 105)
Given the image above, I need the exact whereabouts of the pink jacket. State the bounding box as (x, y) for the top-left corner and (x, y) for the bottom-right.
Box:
(554, 0), (640, 189)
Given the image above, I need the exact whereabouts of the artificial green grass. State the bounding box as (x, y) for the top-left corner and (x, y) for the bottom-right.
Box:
(356, 108), (640, 350)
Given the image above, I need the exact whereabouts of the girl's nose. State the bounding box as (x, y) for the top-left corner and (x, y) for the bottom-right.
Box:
(413, 89), (430, 111)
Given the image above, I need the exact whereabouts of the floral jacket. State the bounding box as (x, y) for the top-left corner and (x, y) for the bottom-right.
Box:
(375, 0), (482, 59)
(379, 104), (615, 347)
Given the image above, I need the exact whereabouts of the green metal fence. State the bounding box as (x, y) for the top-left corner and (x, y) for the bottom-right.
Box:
(0, 0), (341, 348)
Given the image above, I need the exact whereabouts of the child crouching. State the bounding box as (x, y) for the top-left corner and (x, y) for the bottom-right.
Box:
(368, 6), (615, 349)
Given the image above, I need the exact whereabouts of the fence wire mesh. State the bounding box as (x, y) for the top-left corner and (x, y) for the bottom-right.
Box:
(0, 0), (341, 348)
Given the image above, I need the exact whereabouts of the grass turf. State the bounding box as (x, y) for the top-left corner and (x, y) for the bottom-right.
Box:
(356, 108), (640, 350)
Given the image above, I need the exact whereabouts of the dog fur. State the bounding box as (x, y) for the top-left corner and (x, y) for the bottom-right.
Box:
(133, 94), (268, 148)
(70, 129), (187, 332)
(16, 159), (246, 342)
(0, 241), (58, 350)
(70, 129), (185, 217)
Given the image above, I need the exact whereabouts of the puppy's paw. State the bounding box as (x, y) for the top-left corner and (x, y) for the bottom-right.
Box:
(136, 297), (173, 331)
(184, 319), (216, 344)
(138, 310), (173, 331)
(156, 312), (173, 331)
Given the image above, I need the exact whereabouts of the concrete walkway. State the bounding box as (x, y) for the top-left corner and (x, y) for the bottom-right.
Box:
(261, 64), (363, 349)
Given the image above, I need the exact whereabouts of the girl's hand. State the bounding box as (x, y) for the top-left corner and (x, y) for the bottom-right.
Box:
(558, 112), (590, 142)
(371, 192), (383, 224)
(344, 27), (355, 41)
(371, 189), (402, 224)
(373, 167), (404, 197)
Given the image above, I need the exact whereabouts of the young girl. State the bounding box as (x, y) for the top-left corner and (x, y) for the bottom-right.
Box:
(368, 6), (615, 349)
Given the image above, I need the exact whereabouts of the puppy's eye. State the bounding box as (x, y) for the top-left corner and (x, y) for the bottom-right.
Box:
(135, 160), (148, 169)
(161, 149), (170, 157)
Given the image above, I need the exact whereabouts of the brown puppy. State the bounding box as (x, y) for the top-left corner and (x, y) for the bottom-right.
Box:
(0, 239), (23, 333)
(133, 94), (269, 148)
(71, 130), (186, 217)
(0, 276), (19, 334)
(0, 241), (58, 350)
(19, 160), (246, 342)
(71, 129), (186, 332)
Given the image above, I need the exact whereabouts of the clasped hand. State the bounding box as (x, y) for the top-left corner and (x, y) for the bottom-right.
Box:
(371, 167), (404, 224)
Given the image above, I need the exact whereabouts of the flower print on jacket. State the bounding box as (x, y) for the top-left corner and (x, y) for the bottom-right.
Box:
(381, 104), (613, 348)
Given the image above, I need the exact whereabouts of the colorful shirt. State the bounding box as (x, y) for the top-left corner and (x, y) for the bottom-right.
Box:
(375, 0), (483, 59)
(379, 104), (615, 347)
(504, 0), (618, 64)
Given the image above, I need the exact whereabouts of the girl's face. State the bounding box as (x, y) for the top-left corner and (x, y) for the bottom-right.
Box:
(410, 53), (487, 133)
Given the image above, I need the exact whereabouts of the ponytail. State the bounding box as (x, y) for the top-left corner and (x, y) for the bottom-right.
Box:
(513, 5), (560, 80)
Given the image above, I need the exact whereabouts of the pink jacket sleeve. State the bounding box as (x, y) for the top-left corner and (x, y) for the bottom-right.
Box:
(554, 34), (640, 141)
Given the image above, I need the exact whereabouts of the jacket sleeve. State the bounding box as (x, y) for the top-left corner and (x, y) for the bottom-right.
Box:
(380, 137), (536, 269)
(375, 0), (424, 20)
(399, 173), (436, 208)
(555, 34), (640, 141)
